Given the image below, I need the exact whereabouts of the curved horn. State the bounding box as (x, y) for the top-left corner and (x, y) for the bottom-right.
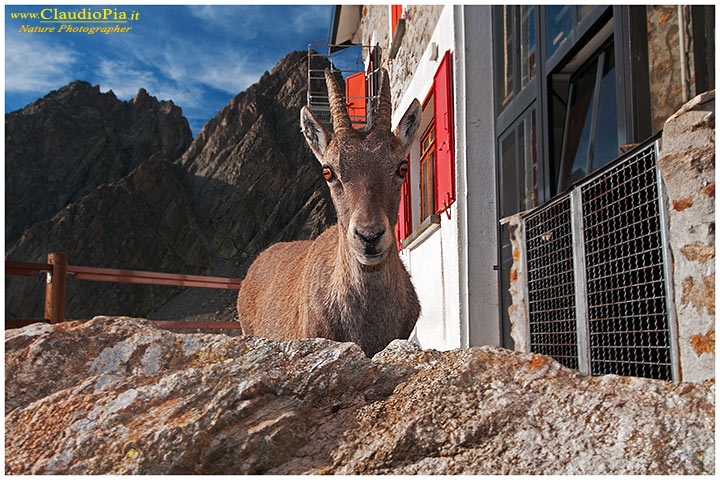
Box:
(324, 68), (353, 133)
(373, 68), (392, 131)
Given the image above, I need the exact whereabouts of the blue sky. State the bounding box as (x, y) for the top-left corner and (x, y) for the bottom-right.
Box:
(5, 4), (333, 135)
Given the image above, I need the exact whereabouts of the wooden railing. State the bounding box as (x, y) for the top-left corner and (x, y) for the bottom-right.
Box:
(5, 253), (244, 330)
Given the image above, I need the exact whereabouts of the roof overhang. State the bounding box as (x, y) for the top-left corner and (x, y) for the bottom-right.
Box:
(329, 5), (361, 49)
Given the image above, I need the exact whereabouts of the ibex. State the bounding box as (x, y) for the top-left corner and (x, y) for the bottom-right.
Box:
(237, 68), (422, 357)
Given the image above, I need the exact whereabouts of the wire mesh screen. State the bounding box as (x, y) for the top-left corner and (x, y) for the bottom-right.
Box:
(524, 196), (579, 370)
(580, 143), (672, 380)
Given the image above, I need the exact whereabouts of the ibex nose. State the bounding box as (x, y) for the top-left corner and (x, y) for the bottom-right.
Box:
(355, 227), (385, 248)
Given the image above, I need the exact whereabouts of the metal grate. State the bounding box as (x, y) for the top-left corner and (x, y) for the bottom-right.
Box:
(524, 196), (579, 370)
(522, 140), (676, 381)
(581, 144), (672, 380)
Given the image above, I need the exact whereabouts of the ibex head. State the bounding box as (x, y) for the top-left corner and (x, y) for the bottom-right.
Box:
(300, 68), (421, 266)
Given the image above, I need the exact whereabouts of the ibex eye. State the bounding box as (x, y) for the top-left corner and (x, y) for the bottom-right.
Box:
(322, 166), (334, 181)
(397, 163), (409, 177)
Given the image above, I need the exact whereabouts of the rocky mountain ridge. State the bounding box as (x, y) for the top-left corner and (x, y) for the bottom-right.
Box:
(5, 81), (192, 247)
(5, 50), (336, 321)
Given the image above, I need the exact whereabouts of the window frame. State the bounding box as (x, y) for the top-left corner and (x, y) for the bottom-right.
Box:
(419, 121), (436, 222)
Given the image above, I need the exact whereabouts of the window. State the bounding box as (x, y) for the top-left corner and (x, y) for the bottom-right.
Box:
(557, 41), (619, 190)
(396, 50), (454, 247)
(546, 5), (597, 61)
(546, 5), (572, 58)
(396, 155), (412, 249)
(494, 5), (536, 113)
(499, 109), (538, 218)
(419, 123), (436, 221)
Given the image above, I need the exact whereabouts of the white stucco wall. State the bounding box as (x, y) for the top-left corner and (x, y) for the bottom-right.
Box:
(393, 7), (463, 351)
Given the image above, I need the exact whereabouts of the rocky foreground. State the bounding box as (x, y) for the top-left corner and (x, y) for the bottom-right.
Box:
(5, 317), (714, 474)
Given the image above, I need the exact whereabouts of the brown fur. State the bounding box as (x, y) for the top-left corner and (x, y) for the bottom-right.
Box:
(237, 68), (422, 357)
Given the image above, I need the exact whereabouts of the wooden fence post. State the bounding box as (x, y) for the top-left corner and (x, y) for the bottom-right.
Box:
(44, 252), (67, 324)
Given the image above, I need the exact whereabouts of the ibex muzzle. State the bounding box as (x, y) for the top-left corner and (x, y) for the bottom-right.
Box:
(237, 67), (422, 357)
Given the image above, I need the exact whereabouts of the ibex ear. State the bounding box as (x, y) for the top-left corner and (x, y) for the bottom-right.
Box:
(300, 106), (330, 161)
(394, 99), (422, 152)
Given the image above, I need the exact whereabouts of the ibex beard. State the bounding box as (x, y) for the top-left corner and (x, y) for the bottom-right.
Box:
(237, 68), (422, 357)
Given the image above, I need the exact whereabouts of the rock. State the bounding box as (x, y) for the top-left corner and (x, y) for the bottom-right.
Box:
(5, 156), (214, 319)
(5, 317), (714, 474)
(5, 81), (193, 248)
(658, 90), (715, 383)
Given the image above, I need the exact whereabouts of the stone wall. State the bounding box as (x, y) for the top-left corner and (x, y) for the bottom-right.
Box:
(646, 5), (697, 135)
(657, 89), (715, 383)
(352, 5), (444, 113)
(504, 215), (529, 354)
(505, 91), (715, 383)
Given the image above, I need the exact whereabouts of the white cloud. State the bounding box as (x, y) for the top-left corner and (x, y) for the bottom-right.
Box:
(289, 6), (332, 38)
(95, 58), (203, 109)
(186, 5), (267, 38)
(96, 59), (156, 99)
(5, 35), (79, 93)
(108, 33), (264, 97)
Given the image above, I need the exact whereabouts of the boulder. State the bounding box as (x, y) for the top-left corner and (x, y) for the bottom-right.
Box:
(5, 317), (714, 474)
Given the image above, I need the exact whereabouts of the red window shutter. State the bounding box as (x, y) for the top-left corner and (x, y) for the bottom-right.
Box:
(345, 72), (366, 129)
(433, 50), (455, 214)
(396, 156), (412, 249)
(391, 5), (403, 37)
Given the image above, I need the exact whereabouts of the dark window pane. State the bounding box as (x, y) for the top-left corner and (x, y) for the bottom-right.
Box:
(520, 6), (536, 88)
(421, 161), (429, 220)
(495, 6), (515, 111)
(560, 59), (598, 188)
(494, 6), (536, 113)
(546, 5), (573, 58)
(500, 108), (537, 217)
(521, 110), (538, 210)
(578, 5), (593, 21)
(592, 47), (619, 169)
(428, 152), (435, 215)
(500, 130), (518, 217)
(420, 152), (435, 221)
(549, 75), (571, 194)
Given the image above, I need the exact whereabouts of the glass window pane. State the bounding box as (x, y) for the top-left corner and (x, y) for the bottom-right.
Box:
(500, 108), (537, 217)
(520, 6), (536, 88)
(546, 5), (573, 59)
(500, 131), (518, 218)
(560, 60), (598, 188)
(494, 6), (515, 111)
(428, 152), (435, 216)
(591, 47), (619, 170)
(578, 5), (593, 22)
(522, 110), (538, 210)
(420, 162), (428, 222)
